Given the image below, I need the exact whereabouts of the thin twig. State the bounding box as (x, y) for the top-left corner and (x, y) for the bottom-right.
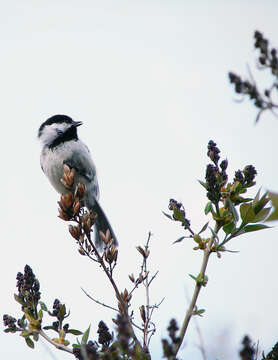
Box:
(131, 321), (144, 332)
(143, 233), (151, 349)
(149, 297), (165, 309)
(81, 287), (119, 312)
(85, 231), (144, 352)
(148, 271), (159, 287)
(39, 330), (73, 354)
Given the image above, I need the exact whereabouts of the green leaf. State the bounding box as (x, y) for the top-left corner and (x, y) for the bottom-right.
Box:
(4, 328), (16, 333)
(173, 208), (185, 222)
(226, 197), (239, 222)
(43, 325), (55, 331)
(204, 202), (212, 215)
(253, 192), (270, 215)
(173, 236), (186, 244)
(250, 207), (272, 223)
(223, 222), (235, 235)
(209, 227), (219, 241)
(240, 203), (251, 220)
(253, 188), (261, 205)
(67, 329), (83, 336)
(25, 337), (35, 349)
(21, 330), (30, 338)
(239, 197), (253, 203)
(162, 211), (173, 220)
(59, 304), (66, 319)
(240, 202), (255, 223)
(265, 191), (278, 222)
(189, 274), (197, 281)
(198, 180), (208, 190)
(198, 222), (209, 235)
(196, 309), (205, 316)
(196, 274), (208, 286)
(243, 224), (271, 233)
(39, 302), (48, 312)
(14, 294), (25, 306)
(81, 325), (90, 344)
(38, 309), (43, 320)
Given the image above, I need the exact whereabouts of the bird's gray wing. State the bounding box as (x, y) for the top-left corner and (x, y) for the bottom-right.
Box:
(63, 148), (100, 202)
(63, 150), (95, 182)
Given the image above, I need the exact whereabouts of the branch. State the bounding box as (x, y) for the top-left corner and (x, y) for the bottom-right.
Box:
(172, 236), (214, 357)
(85, 232), (144, 352)
(81, 287), (119, 313)
(39, 330), (73, 354)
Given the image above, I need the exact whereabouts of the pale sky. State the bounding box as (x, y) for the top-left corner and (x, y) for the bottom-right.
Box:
(1, 1), (278, 359)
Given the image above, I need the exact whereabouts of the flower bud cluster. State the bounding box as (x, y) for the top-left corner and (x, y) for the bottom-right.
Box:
(168, 199), (191, 230)
(229, 30), (278, 121)
(234, 165), (257, 187)
(113, 314), (132, 353)
(228, 72), (264, 108)
(97, 320), (112, 349)
(73, 341), (98, 360)
(162, 319), (180, 358)
(254, 30), (278, 76)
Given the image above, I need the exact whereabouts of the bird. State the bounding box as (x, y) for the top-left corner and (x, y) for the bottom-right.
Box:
(38, 114), (117, 247)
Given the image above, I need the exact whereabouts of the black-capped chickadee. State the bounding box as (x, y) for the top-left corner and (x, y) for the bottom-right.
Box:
(38, 114), (117, 247)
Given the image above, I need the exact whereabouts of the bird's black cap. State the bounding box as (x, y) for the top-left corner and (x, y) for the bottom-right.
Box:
(38, 114), (74, 138)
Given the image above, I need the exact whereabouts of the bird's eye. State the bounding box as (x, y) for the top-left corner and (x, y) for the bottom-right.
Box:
(56, 129), (63, 136)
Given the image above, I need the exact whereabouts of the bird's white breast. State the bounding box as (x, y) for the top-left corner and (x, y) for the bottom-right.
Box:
(40, 140), (99, 200)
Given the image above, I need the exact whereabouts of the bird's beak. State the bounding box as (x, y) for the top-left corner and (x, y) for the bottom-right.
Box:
(74, 121), (83, 127)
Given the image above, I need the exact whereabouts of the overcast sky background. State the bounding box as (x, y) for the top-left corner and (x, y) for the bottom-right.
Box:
(1, 1), (278, 359)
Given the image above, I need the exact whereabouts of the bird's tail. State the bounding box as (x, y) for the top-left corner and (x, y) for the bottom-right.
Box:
(93, 199), (118, 249)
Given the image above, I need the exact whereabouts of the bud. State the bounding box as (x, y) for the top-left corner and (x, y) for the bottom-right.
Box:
(60, 193), (73, 209)
(61, 165), (75, 189)
(80, 234), (85, 245)
(122, 289), (129, 302)
(136, 246), (146, 258)
(68, 168), (75, 186)
(111, 246), (118, 263)
(89, 210), (98, 222)
(69, 225), (81, 240)
(99, 230), (107, 244)
(193, 234), (202, 244)
(82, 215), (91, 236)
(208, 150), (215, 162)
(129, 274), (135, 283)
(139, 305), (146, 323)
(99, 229), (111, 244)
(78, 248), (86, 256)
(74, 183), (86, 198)
(220, 159), (228, 171)
(104, 245), (118, 264)
(58, 208), (70, 221)
(63, 164), (71, 175)
(73, 199), (80, 215)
